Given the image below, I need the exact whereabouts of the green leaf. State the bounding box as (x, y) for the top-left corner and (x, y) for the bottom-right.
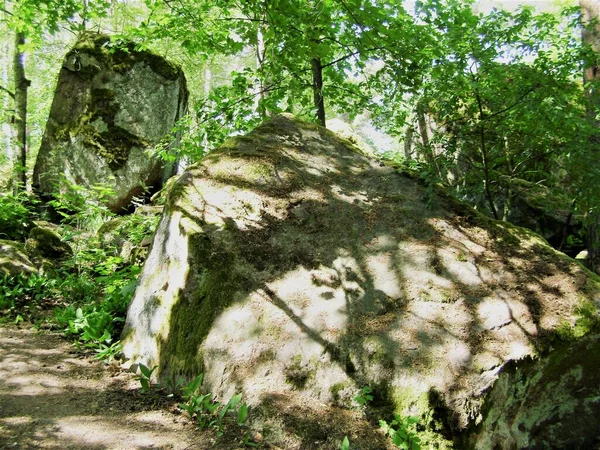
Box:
(237, 403), (249, 425)
(341, 435), (350, 450)
(183, 373), (204, 398)
(227, 393), (242, 409)
(139, 363), (157, 379)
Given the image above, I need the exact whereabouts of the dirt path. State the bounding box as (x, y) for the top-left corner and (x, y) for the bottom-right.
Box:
(0, 325), (397, 450)
(0, 325), (211, 450)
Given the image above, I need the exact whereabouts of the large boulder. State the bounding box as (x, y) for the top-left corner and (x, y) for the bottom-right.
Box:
(33, 33), (188, 213)
(122, 114), (600, 448)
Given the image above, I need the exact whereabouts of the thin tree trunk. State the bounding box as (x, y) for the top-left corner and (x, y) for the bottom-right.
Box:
(416, 107), (432, 163)
(580, 0), (600, 273)
(13, 30), (29, 194)
(255, 26), (271, 118)
(82, 0), (88, 30)
(474, 89), (499, 220)
(311, 57), (326, 127)
(417, 106), (445, 180)
(403, 124), (414, 160)
(502, 136), (513, 222)
(202, 60), (212, 155)
(1, 37), (13, 167)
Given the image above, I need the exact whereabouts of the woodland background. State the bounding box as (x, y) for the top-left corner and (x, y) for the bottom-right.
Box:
(2, 0), (600, 271)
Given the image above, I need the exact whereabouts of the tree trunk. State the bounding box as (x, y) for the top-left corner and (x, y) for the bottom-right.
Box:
(580, 0), (600, 273)
(416, 107), (432, 163)
(417, 106), (446, 182)
(474, 89), (499, 220)
(311, 57), (326, 127)
(403, 123), (414, 161)
(12, 31), (29, 194)
(1, 36), (13, 167)
(255, 26), (272, 118)
(202, 59), (212, 155)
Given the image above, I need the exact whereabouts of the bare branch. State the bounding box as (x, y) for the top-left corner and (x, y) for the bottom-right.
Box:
(0, 85), (15, 99)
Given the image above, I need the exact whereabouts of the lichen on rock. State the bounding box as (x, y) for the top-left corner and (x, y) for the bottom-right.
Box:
(121, 114), (600, 448)
(33, 32), (188, 213)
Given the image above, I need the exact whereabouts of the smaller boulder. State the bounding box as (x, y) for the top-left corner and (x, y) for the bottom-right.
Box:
(25, 227), (72, 261)
(97, 211), (160, 264)
(134, 205), (164, 216)
(0, 240), (37, 276)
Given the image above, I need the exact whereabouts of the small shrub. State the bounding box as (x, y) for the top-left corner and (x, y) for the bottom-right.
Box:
(47, 177), (115, 231)
(354, 385), (373, 407)
(380, 415), (421, 450)
(179, 374), (250, 438)
(136, 363), (158, 393)
(0, 273), (59, 313)
(0, 191), (37, 240)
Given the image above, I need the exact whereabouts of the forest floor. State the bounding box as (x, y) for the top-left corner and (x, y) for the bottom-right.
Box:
(0, 324), (392, 450)
(0, 325), (241, 450)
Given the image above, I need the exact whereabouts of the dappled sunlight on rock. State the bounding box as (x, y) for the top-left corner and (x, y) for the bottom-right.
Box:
(121, 114), (600, 449)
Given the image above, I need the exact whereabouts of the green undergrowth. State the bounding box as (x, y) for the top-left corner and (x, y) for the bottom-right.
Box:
(134, 364), (257, 447)
(349, 385), (453, 450)
(0, 186), (159, 362)
(0, 190), (38, 240)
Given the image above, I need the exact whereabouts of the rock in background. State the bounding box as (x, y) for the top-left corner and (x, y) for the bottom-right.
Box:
(33, 33), (188, 213)
(0, 240), (37, 276)
(122, 114), (600, 449)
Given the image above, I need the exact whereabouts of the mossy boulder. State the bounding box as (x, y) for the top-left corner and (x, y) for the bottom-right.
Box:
(122, 114), (600, 448)
(33, 32), (188, 213)
(0, 240), (37, 276)
(25, 226), (72, 261)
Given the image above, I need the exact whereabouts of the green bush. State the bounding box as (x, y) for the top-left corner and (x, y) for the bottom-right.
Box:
(0, 192), (37, 240)
(47, 177), (115, 231)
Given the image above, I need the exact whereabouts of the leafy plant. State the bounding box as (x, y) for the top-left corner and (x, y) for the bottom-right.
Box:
(47, 176), (115, 231)
(354, 385), (373, 407)
(380, 415), (421, 450)
(94, 341), (123, 362)
(136, 363), (158, 393)
(0, 191), (38, 240)
(0, 273), (60, 318)
(179, 374), (250, 438)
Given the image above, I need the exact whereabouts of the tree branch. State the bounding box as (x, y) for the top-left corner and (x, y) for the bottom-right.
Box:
(482, 85), (539, 121)
(0, 84), (15, 99)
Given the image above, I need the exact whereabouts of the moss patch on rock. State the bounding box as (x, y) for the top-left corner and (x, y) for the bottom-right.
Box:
(66, 33), (181, 81)
(0, 240), (37, 276)
(25, 227), (72, 261)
